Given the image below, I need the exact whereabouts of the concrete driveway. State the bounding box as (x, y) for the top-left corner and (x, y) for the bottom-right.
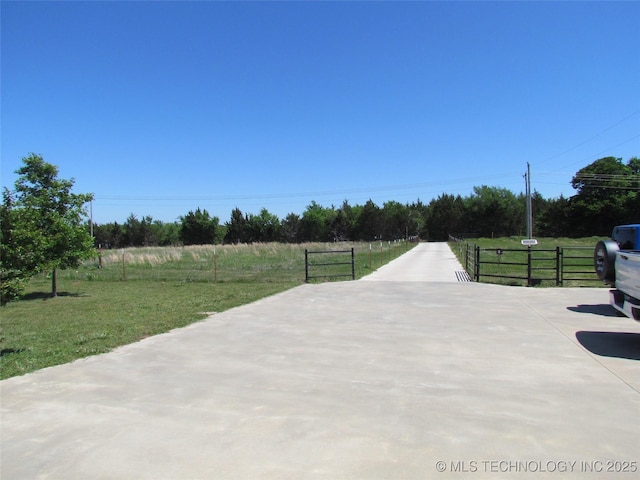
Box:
(1, 243), (639, 479)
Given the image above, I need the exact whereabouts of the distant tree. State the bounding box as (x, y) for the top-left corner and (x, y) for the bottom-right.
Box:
(381, 200), (410, 240)
(535, 194), (570, 237)
(408, 199), (428, 239)
(122, 214), (156, 246)
(180, 208), (219, 245)
(300, 201), (333, 242)
(2, 154), (95, 299)
(570, 156), (639, 235)
(224, 208), (249, 244)
(93, 222), (124, 249)
(330, 200), (356, 241)
(153, 220), (181, 246)
(464, 186), (524, 237)
(425, 194), (466, 241)
(323, 206), (338, 241)
(122, 214), (141, 246)
(353, 199), (382, 241)
(246, 208), (281, 242)
(280, 213), (301, 243)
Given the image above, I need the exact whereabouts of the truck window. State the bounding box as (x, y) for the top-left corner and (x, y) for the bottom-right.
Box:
(613, 226), (637, 250)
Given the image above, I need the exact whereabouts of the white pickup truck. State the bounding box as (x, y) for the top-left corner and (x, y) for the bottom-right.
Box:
(595, 224), (640, 321)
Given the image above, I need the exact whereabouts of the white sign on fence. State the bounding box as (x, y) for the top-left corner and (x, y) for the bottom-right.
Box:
(521, 239), (538, 246)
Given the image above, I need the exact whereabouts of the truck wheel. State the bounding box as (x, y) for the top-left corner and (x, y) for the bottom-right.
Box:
(594, 240), (618, 283)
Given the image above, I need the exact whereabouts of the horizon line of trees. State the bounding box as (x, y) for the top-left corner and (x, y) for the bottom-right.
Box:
(93, 156), (639, 248)
(2, 154), (638, 304)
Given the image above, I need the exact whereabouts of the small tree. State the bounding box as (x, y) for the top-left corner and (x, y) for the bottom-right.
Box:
(5, 154), (95, 299)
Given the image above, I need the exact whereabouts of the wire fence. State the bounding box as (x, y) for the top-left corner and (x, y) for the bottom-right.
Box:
(59, 241), (414, 284)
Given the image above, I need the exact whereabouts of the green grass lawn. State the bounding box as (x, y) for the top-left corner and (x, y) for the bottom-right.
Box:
(1, 241), (414, 379)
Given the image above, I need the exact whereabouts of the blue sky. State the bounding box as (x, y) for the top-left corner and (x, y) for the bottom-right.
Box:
(2, 1), (639, 225)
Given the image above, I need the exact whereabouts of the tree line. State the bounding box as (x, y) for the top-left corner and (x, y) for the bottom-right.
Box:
(2, 154), (638, 303)
(94, 156), (639, 248)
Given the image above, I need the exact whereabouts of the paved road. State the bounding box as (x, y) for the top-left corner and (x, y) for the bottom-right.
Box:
(1, 243), (639, 479)
(362, 242), (467, 282)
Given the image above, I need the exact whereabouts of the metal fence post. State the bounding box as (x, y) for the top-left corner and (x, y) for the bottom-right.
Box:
(465, 243), (469, 274)
(556, 246), (561, 286)
(527, 246), (532, 287)
(305, 249), (309, 283)
(351, 247), (355, 280)
(474, 245), (480, 282)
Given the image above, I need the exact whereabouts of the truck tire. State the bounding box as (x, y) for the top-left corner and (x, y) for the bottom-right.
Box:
(594, 239), (618, 283)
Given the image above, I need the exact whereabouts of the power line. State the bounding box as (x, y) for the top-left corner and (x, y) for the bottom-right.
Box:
(538, 109), (640, 168)
(574, 173), (639, 180)
(93, 173), (518, 203)
(542, 133), (640, 176)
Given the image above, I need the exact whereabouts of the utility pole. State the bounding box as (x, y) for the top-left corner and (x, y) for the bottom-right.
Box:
(524, 162), (533, 239)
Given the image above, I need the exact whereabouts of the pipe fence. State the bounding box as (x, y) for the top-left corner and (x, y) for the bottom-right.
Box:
(451, 238), (600, 287)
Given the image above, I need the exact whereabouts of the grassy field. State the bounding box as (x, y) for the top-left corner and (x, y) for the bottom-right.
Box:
(449, 236), (604, 287)
(0, 241), (414, 379)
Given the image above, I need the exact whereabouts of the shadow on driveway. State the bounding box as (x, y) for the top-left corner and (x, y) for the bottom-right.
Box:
(567, 304), (619, 317)
(576, 331), (640, 361)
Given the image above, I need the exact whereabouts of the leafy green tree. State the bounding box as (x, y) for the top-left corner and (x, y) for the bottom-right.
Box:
(3, 154), (94, 299)
(246, 208), (281, 242)
(153, 220), (181, 246)
(1, 189), (37, 303)
(180, 208), (219, 245)
(300, 201), (333, 242)
(570, 156), (638, 235)
(464, 186), (524, 238)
